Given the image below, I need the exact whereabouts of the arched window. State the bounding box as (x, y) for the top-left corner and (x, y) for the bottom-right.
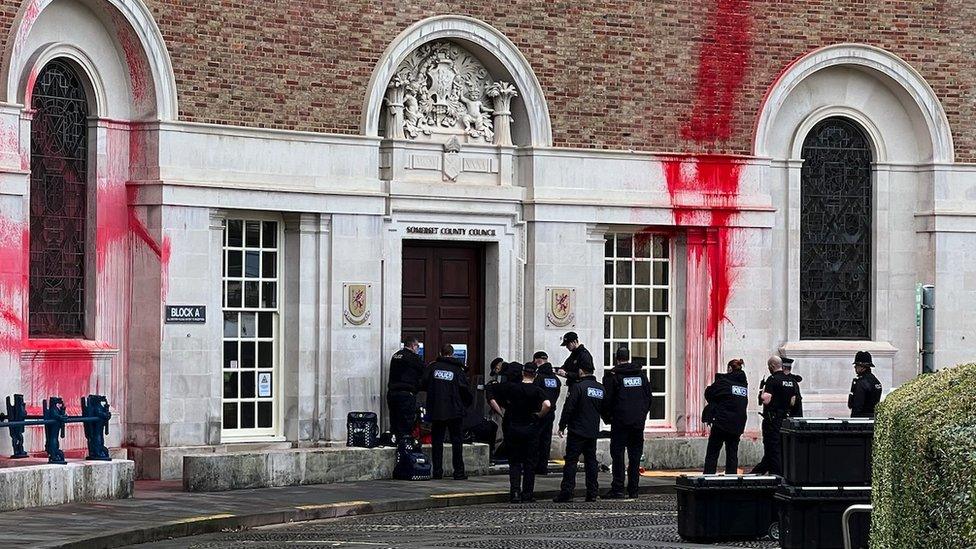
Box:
(28, 60), (90, 337)
(800, 117), (873, 340)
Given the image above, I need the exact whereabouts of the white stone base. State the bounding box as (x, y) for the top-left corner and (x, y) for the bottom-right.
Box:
(0, 459), (134, 512)
(183, 443), (490, 492)
(548, 436), (763, 470)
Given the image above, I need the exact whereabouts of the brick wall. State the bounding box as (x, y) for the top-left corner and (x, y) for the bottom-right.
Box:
(2, 1), (974, 160)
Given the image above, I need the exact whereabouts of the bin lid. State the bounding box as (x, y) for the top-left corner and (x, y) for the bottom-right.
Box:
(776, 485), (872, 499)
(782, 417), (874, 433)
(676, 474), (782, 489)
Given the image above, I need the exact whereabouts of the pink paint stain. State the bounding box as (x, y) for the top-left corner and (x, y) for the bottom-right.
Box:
(0, 218), (27, 356)
(126, 186), (171, 302)
(112, 14), (149, 104)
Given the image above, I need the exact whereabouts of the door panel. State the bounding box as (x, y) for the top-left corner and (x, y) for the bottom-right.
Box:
(402, 242), (483, 379)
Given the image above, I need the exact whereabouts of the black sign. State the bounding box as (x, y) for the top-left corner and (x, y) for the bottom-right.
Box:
(165, 305), (207, 324)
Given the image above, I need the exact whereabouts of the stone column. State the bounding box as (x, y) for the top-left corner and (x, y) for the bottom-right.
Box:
(383, 77), (407, 140)
(487, 81), (518, 146)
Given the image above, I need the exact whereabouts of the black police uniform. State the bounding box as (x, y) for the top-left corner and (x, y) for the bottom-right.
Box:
(533, 362), (561, 474)
(497, 379), (549, 501)
(751, 370), (797, 475)
(786, 372), (804, 417)
(387, 347), (425, 445)
(702, 369), (748, 474)
(561, 345), (594, 389)
(602, 362), (651, 497)
(556, 373), (604, 501)
(848, 370), (882, 418)
(422, 356), (473, 479)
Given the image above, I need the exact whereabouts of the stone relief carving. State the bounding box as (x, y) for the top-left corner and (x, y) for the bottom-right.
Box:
(384, 41), (518, 146)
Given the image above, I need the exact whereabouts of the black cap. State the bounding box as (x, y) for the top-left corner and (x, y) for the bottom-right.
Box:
(533, 351), (548, 361)
(781, 357), (794, 369)
(560, 331), (578, 347)
(854, 351), (873, 366)
(523, 362), (538, 375)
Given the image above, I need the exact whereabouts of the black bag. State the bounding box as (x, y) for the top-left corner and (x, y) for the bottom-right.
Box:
(347, 411), (379, 448)
(393, 437), (431, 481)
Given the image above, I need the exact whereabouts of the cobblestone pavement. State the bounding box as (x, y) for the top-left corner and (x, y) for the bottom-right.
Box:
(132, 495), (779, 549)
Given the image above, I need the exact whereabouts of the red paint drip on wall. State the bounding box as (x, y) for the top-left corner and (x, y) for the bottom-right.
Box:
(681, 0), (752, 142)
(113, 14), (149, 104)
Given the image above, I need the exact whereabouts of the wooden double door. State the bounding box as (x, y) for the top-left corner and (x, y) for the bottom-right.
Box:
(401, 242), (484, 381)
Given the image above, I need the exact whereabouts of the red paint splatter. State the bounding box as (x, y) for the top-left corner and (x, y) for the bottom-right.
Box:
(0, 218), (27, 356)
(681, 0), (752, 142)
(23, 340), (101, 452)
(126, 186), (171, 302)
(112, 14), (149, 104)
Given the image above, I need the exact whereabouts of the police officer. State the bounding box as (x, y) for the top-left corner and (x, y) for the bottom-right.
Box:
(533, 351), (561, 475)
(848, 351), (883, 418)
(553, 361), (604, 503)
(557, 331), (594, 390)
(422, 344), (473, 480)
(387, 336), (425, 448)
(782, 357), (804, 417)
(750, 355), (797, 476)
(602, 347), (651, 499)
(494, 362), (551, 503)
(702, 358), (749, 474)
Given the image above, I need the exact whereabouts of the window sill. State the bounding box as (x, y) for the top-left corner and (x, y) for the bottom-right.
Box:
(21, 339), (119, 361)
(778, 340), (898, 359)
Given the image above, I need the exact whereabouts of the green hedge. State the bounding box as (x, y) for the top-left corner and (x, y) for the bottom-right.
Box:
(871, 363), (976, 548)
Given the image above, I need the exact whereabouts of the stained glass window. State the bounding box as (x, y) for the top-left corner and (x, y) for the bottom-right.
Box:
(28, 60), (89, 337)
(800, 117), (873, 340)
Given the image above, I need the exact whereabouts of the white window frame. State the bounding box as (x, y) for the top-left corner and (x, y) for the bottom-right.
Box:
(603, 232), (674, 428)
(220, 215), (284, 441)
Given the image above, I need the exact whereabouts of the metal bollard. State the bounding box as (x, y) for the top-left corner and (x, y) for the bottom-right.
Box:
(842, 503), (872, 549)
(921, 285), (935, 374)
(80, 395), (112, 461)
(43, 397), (68, 465)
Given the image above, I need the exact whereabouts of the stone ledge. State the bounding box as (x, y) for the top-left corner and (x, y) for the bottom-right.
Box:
(183, 444), (489, 492)
(548, 436), (763, 470)
(0, 460), (134, 512)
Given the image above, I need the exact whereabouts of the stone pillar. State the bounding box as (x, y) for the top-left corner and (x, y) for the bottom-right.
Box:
(487, 81), (518, 147)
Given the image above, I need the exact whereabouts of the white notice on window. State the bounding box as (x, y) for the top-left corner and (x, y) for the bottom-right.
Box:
(258, 373), (272, 397)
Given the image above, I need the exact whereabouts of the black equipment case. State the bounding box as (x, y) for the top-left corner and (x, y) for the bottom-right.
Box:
(393, 437), (432, 481)
(346, 411), (379, 448)
(775, 485), (872, 549)
(781, 418), (874, 487)
(676, 474), (781, 543)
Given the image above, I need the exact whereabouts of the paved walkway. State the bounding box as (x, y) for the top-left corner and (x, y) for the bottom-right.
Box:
(0, 472), (676, 549)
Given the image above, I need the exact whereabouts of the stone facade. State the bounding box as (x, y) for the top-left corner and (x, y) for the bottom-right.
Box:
(0, 1), (972, 480)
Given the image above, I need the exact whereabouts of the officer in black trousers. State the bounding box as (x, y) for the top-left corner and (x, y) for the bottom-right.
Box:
(553, 361), (604, 503)
(848, 351), (883, 418)
(602, 347), (652, 499)
(782, 357), (804, 417)
(532, 351), (561, 475)
(750, 355), (797, 476)
(557, 331), (594, 390)
(493, 362), (552, 503)
(702, 358), (749, 474)
(422, 344), (473, 480)
(387, 336), (425, 448)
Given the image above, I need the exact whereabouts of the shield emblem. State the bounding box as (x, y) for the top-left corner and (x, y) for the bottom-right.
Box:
(344, 283), (371, 326)
(546, 287), (576, 328)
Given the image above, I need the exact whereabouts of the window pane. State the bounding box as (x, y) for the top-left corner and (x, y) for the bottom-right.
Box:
(258, 312), (274, 338)
(223, 312), (239, 338)
(227, 220), (243, 247)
(653, 237), (668, 258)
(223, 341), (238, 368)
(650, 316), (667, 339)
(634, 235), (653, 258)
(616, 235), (632, 258)
(223, 403), (238, 429)
(648, 342), (667, 366)
(631, 342), (647, 365)
(241, 371), (256, 399)
(241, 342), (255, 368)
(241, 402), (256, 429)
(604, 235), (614, 258)
(612, 316), (629, 339)
(604, 261), (613, 284)
(635, 288), (650, 312)
(650, 396), (666, 420)
(604, 316), (611, 339)
(635, 261), (651, 285)
(228, 250), (242, 277)
(223, 372), (238, 399)
(653, 289), (669, 312)
(616, 289), (632, 312)
(261, 282), (277, 309)
(258, 402), (273, 428)
(653, 261), (669, 285)
(604, 289), (614, 311)
(262, 252), (277, 278)
(649, 369), (666, 393)
(615, 261), (632, 285)
(240, 312), (256, 338)
(245, 251), (260, 278)
(245, 282), (260, 308)
(258, 341), (274, 368)
(632, 316), (648, 339)
(245, 221), (261, 248)
(262, 221), (278, 248)
(226, 281), (242, 308)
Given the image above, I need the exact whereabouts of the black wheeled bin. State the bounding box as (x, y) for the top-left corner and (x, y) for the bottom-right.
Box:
(676, 474), (781, 543)
(775, 485), (871, 549)
(781, 418), (874, 486)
